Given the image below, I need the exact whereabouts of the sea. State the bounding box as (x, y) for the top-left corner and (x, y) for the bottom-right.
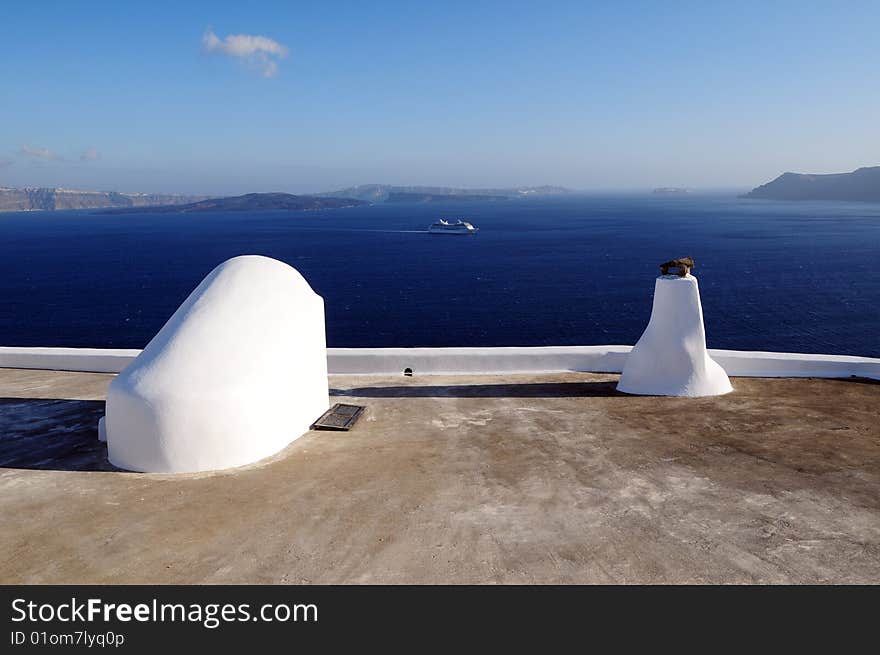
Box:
(1, 194), (878, 357)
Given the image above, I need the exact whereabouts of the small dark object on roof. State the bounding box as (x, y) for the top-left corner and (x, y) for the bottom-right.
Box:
(311, 403), (366, 431)
(659, 256), (695, 277)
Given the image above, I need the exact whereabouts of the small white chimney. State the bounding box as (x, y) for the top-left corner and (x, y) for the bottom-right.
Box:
(617, 267), (732, 397)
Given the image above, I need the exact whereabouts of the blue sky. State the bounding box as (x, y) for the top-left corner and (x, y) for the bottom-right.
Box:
(1, 1), (878, 194)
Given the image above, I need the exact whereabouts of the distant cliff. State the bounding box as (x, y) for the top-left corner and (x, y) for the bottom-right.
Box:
(652, 187), (692, 195)
(0, 187), (205, 212)
(743, 166), (880, 202)
(102, 192), (365, 214)
(318, 184), (571, 202)
(386, 191), (508, 203)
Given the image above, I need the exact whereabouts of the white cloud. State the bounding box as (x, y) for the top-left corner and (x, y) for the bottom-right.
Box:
(80, 147), (100, 161)
(202, 29), (289, 78)
(19, 145), (60, 160)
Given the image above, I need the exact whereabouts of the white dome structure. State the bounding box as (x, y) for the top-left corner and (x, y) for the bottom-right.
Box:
(617, 274), (732, 397)
(104, 255), (329, 473)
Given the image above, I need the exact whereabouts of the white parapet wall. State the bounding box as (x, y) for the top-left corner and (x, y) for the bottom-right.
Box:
(327, 345), (633, 375)
(1, 344), (878, 380)
(711, 349), (880, 380)
(0, 347), (142, 373)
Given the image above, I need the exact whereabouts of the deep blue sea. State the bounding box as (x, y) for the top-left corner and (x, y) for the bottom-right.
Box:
(1, 194), (878, 356)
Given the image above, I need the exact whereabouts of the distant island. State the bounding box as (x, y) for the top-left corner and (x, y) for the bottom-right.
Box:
(386, 191), (508, 203)
(101, 192), (365, 214)
(317, 184), (571, 203)
(0, 186), (204, 212)
(0, 183), (572, 213)
(743, 166), (880, 202)
(652, 187), (692, 195)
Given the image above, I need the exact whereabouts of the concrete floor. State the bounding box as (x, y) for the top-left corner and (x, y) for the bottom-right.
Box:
(1, 367), (879, 584)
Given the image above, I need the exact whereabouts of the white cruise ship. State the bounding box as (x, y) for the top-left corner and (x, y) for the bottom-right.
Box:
(428, 219), (478, 234)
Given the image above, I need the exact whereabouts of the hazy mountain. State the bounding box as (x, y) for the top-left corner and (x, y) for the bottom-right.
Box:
(317, 184), (571, 202)
(101, 192), (365, 214)
(652, 187), (692, 195)
(0, 186), (205, 212)
(386, 191), (509, 203)
(743, 166), (880, 202)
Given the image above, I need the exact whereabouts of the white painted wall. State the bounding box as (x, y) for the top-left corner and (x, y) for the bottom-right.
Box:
(1, 345), (878, 380)
(0, 347), (141, 373)
(104, 256), (329, 473)
(327, 345), (632, 375)
(617, 275), (732, 396)
(712, 349), (880, 380)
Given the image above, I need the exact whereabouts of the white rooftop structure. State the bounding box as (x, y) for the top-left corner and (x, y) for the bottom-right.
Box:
(103, 255), (329, 473)
(617, 274), (733, 397)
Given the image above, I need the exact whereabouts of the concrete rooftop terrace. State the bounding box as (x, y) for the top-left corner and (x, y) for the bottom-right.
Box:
(1, 367), (879, 584)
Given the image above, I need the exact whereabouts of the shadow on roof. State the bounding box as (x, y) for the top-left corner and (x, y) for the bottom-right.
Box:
(0, 398), (123, 472)
(331, 380), (625, 398)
